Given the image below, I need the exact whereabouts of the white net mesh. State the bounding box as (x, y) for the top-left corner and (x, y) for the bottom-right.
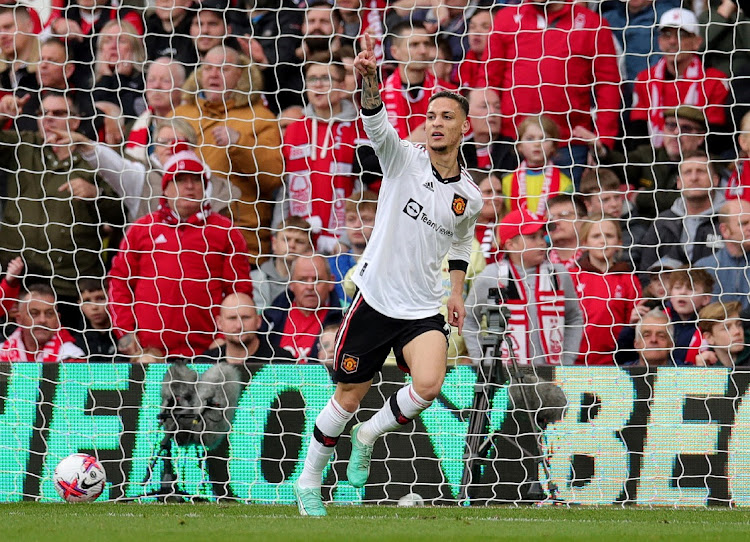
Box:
(0, 0), (745, 506)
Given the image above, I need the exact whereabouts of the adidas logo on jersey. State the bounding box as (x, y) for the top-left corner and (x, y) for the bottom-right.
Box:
(423, 181), (434, 192)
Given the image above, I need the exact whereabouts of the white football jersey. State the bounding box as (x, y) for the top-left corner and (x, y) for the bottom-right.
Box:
(352, 106), (482, 320)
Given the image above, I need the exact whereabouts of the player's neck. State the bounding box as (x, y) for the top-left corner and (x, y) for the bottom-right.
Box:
(430, 151), (460, 178)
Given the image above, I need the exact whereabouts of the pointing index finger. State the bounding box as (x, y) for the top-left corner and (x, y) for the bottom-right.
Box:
(364, 32), (373, 56)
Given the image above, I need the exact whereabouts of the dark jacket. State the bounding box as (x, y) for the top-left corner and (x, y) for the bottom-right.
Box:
(634, 195), (725, 282)
(461, 138), (517, 174)
(144, 10), (198, 66)
(0, 131), (126, 297)
(261, 289), (344, 360)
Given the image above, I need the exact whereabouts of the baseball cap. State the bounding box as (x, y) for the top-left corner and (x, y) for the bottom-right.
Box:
(497, 209), (547, 248)
(162, 151), (211, 190)
(659, 8), (699, 36)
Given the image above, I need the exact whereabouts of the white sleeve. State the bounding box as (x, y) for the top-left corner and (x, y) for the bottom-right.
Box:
(361, 106), (415, 179)
(80, 145), (147, 219)
(447, 210), (480, 265)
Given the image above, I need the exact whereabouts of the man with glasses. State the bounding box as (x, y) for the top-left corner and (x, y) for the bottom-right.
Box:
(278, 54), (369, 254)
(630, 8), (729, 146)
(0, 91), (125, 328)
(546, 194), (587, 274)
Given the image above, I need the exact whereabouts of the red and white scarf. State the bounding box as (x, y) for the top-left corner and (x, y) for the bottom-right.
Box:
(498, 260), (566, 365)
(509, 162), (563, 215)
(647, 56), (706, 147)
(0, 328), (83, 362)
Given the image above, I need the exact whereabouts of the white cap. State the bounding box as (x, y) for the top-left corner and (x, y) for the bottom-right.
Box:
(659, 8), (699, 36)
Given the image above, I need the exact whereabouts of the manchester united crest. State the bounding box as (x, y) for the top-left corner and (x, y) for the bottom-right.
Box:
(452, 194), (467, 216)
(341, 354), (359, 374)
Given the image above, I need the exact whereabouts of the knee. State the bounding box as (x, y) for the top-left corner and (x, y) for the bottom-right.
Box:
(334, 386), (364, 413)
(411, 377), (444, 402)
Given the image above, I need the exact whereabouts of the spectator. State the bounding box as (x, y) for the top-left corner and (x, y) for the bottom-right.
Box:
(0, 284), (85, 362)
(635, 150), (725, 277)
(239, 0), (304, 113)
(462, 88), (515, 172)
(464, 209), (582, 366)
(0, 6), (39, 98)
(75, 278), (119, 362)
(0, 91), (125, 327)
(473, 170), (504, 265)
(144, 0), (198, 66)
(173, 45), (283, 265)
(479, 0), (621, 183)
(315, 322), (340, 366)
(196, 292), (294, 366)
(280, 56), (367, 254)
(725, 110), (750, 201)
(0, 256), (22, 320)
(697, 301), (748, 366)
(578, 106), (708, 219)
(48, 0), (143, 69)
(642, 256), (683, 302)
(699, 0), (750, 86)
(188, 0), (242, 70)
(603, 0), (677, 88)
(575, 217), (641, 365)
(330, 191), (377, 305)
(579, 168), (640, 248)
(695, 198), (750, 307)
(126, 58), (187, 163)
(630, 8), (729, 146)
(382, 20), (453, 142)
(620, 267), (714, 365)
(547, 194), (587, 274)
(296, 1), (342, 61)
(457, 7), (493, 89)
(92, 20), (147, 123)
(334, 0), (385, 59)
(432, 35), (455, 87)
(60, 117), (238, 221)
(503, 115), (572, 215)
(251, 217), (314, 313)
(11, 38), (99, 140)
(262, 255), (343, 362)
(630, 309), (675, 368)
(108, 151), (253, 360)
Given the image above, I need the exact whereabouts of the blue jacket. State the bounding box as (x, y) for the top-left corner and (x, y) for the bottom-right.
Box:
(695, 248), (750, 308)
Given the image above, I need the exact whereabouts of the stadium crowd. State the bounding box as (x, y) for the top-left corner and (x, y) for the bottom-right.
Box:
(0, 0), (746, 368)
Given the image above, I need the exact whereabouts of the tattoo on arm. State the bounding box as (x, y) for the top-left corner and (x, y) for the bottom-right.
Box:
(361, 73), (382, 110)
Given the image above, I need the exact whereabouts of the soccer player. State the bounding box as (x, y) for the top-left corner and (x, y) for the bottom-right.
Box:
(293, 34), (482, 516)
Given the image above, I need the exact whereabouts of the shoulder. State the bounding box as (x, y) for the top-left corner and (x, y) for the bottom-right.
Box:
(205, 214), (234, 228)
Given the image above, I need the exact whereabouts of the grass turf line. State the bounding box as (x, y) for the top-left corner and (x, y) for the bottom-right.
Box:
(3, 503), (750, 542)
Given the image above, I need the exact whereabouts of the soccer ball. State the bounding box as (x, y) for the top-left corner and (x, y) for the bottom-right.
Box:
(397, 492), (425, 507)
(53, 454), (106, 503)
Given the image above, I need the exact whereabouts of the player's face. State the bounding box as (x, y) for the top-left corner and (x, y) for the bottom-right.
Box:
(17, 294), (60, 348)
(425, 97), (469, 154)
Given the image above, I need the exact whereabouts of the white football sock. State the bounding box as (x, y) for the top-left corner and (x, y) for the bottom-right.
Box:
(297, 398), (354, 489)
(356, 384), (433, 447)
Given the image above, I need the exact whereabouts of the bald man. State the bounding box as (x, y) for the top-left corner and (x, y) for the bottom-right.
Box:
(196, 293), (293, 366)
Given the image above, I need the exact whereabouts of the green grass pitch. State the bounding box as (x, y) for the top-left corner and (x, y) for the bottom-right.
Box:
(3, 503), (750, 542)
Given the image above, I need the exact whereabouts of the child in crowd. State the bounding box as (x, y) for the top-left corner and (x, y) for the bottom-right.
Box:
(331, 191), (378, 305)
(575, 216), (641, 365)
(77, 278), (119, 362)
(503, 115), (573, 215)
(251, 217), (313, 313)
(697, 301), (749, 367)
(618, 267), (714, 365)
(315, 323), (339, 367)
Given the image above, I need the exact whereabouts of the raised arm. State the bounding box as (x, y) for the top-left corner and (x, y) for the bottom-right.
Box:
(354, 33), (382, 110)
